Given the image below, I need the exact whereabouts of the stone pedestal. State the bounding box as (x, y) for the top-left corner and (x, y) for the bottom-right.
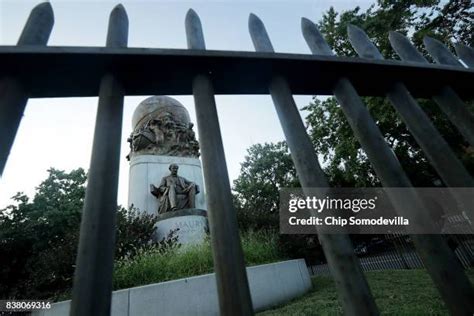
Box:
(128, 155), (206, 215)
(127, 96), (207, 246)
(154, 209), (208, 245)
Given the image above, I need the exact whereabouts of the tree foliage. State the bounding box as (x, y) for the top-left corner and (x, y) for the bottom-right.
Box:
(0, 168), (159, 299)
(234, 0), (474, 207)
(306, 0), (474, 187)
(232, 0), (473, 263)
(232, 143), (323, 264)
(0, 168), (86, 298)
(318, 0), (472, 58)
(233, 142), (298, 230)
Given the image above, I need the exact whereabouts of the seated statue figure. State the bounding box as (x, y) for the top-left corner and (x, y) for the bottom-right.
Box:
(150, 163), (199, 214)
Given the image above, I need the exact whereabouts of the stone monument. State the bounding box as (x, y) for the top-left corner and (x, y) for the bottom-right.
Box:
(127, 96), (208, 245)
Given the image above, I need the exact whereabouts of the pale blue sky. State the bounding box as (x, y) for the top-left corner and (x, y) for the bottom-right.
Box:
(0, 0), (373, 208)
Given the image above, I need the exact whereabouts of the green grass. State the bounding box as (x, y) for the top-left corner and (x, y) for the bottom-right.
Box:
(258, 269), (474, 316)
(54, 230), (283, 301)
(113, 229), (284, 291)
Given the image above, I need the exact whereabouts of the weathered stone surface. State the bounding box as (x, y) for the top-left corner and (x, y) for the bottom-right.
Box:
(128, 155), (206, 215)
(156, 208), (207, 220)
(34, 259), (312, 316)
(33, 289), (130, 316)
(127, 96), (199, 159)
(154, 210), (208, 245)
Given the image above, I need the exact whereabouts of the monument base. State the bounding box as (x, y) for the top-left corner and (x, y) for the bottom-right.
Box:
(154, 209), (208, 246)
(36, 259), (312, 316)
(128, 155), (206, 216)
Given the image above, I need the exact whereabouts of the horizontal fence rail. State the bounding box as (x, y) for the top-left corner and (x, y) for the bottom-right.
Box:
(248, 13), (379, 316)
(389, 31), (474, 147)
(301, 18), (474, 315)
(1, 2), (474, 316)
(346, 25), (474, 217)
(455, 44), (474, 67)
(0, 2), (54, 175)
(0, 47), (473, 98)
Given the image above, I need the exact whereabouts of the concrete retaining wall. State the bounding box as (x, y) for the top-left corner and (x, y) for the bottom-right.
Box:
(34, 259), (311, 316)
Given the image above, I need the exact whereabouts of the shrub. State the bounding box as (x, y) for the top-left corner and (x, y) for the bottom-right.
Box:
(0, 168), (86, 299)
(115, 206), (159, 260)
(0, 168), (160, 300)
(112, 229), (285, 291)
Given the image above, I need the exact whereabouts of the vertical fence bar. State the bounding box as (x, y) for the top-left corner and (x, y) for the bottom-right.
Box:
(391, 251), (404, 269)
(391, 233), (410, 269)
(372, 258), (379, 271)
(185, 9), (254, 316)
(452, 237), (469, 268)
(347, 25), (474, 222)
(423, 36), (462, 66)
(365, 256), (374, 271)
(456, 235), (470, 267)
(423, 36), (474, 145)
(301, 19), (474, 315)
(359, 257), (367, 272)
(0, 2), (54, 175)
(389, 234), (410, 269)
(383, 236), (402, 269)
(460, 234), (474, 260)
(366, 257), (375, 271)
(412, 247), (425, 268)
(455, 234), (474, 267)
(394, 234), (411, 269)
(376, 255), (384, 270)
(249, 14), (379, 316)
(70, 5), (128, 316)
(389, 32), (474, 147)
(455, 43), (474, 68)
(431, 87), (474, 147)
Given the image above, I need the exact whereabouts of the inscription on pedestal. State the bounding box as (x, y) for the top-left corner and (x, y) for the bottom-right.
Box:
(155, 210), (208, 245)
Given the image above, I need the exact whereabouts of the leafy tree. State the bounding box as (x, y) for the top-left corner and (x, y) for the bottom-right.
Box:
(234, 0), (474, 207)
(233, 142), (298, 230)
(234, 142), (298, 213)
(306, 0), (474, 187)
(232, 143), (324, 264)
(0, 168), (86, 298)
(0, 168), (159, 299)
(232, 0), (473, 262)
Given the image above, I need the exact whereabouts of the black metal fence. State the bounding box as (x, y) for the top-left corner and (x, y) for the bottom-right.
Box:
(1, 3), (474, 315)
(310, 233), (474, 276)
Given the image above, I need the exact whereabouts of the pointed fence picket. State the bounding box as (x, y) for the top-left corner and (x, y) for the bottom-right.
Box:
(1, 3), (473, 315)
